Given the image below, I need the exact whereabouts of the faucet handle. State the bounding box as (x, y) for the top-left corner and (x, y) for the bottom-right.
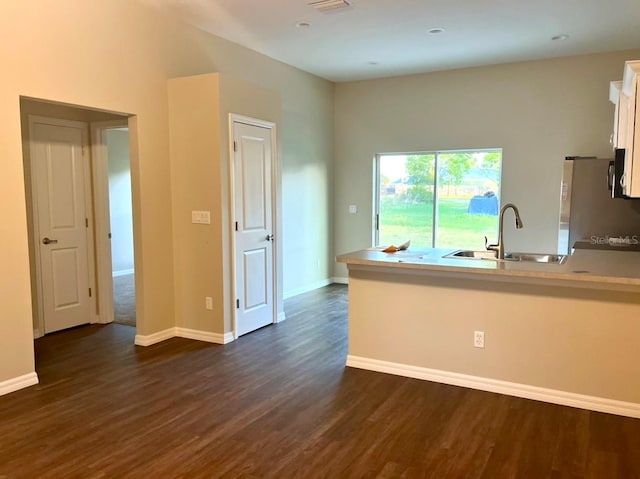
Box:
(485, 236), (498, 252)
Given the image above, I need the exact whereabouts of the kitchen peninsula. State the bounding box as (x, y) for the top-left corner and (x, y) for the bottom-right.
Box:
(337, 247), (640, 418)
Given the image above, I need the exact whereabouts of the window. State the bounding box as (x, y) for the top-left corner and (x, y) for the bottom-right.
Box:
(375, 149), (502, 250)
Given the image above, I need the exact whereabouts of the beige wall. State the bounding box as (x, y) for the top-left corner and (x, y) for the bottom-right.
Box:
(333, 49), (640, 278)
(168, 74), (223, 335)
(0, 1), (333, 386)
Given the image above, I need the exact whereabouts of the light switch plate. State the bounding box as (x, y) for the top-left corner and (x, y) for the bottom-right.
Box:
(348, 205), (357, 214)
(192, 210), (211, 224)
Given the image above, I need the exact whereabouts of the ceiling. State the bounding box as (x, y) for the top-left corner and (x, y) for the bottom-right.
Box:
(149, 0), (640, 82)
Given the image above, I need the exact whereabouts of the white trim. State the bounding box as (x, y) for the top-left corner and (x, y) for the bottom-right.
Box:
(346, 355), (640, 419)
(134, 327), (235, 346)
(231, 114), (276, 130)
(112, 268), (135, 278)
(175, 327), (235, 344)
(374, 154), (382, 247)
(283, 278), (332, 299)
(0, 372), (39, 396)
(276, 312), (287, 323)
(81, 123), (99, 325)
(134, 328), (175, 347)
(90, 120), (130, 326)
(332, 276), (349, 285)
(33, 328), (43, 339)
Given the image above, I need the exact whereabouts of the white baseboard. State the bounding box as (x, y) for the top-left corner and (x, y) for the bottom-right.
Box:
(112, 268), (135, 278)
(134, 328), (175, 346)
(33, 328), (43, 339)
(346, 355), (640, 419)
(0, 372), (39, 396)
(175, 327), (234, 344)
(276, 311), (287, 323)
(332, 277), (349, 285)
(283, 278), (332, 299)
(135, 327), (235, 346)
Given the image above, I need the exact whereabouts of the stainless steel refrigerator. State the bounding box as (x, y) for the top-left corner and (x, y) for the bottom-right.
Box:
(558, 157), (640, 254)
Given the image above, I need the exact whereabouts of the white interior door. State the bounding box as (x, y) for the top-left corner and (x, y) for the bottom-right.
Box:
(233, 120), (275, 337)
(31, 118), (91, 334)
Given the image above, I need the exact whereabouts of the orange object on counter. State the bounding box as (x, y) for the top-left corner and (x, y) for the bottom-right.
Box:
(382, 240), (410, 253)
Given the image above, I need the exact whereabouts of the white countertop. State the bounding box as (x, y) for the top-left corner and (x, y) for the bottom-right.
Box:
(336, 247), (640, 292)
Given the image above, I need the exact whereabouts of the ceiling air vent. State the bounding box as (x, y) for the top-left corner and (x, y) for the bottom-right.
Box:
(308, 0), (352, 13)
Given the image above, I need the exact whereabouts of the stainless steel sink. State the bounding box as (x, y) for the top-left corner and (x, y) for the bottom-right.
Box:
(444, 250), (498, 260)
(444, 250), (567, 264)
(504, 252), (567, 264)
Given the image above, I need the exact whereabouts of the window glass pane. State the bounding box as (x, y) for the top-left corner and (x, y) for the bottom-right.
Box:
(378, 154), (435, 247)
(376, 149), (502, 250)
(435, 151), (501, 250)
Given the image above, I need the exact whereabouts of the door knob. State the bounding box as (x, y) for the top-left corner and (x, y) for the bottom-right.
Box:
(266, 234), (274, 241)
(42, 237), (58, 245)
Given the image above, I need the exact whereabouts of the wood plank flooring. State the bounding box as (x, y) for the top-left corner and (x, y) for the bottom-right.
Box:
(1, 284), (640, 478)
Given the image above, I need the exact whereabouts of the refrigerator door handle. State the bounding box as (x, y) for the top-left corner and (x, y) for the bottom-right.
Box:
(608, 161), (614, 191)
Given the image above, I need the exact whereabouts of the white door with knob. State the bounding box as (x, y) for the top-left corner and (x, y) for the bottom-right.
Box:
(232, 118), (275, 337)
(30, 117), (92, 334)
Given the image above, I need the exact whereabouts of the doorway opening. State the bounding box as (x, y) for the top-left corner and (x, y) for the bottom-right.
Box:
(100, 126), (136, 328)
(20, 97), (136, 338)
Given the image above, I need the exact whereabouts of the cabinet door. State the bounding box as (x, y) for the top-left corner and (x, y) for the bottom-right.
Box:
(617, 92), (630, 149)
(621, 61), (639, 197)
(610, 81), (624, 149)
(619, 78), (640, 198)
(627, 81), (639, 196)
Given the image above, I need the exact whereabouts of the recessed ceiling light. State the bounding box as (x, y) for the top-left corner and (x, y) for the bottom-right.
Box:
(551, 34), (570, 41)
(296, 21), (311, 28)
(428, 28), (445, 35)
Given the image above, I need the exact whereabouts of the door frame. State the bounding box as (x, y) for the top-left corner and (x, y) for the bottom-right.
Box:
(90, 120), (131, 325)
(28, 115), (97, 336)
(228, 114), (278, 339)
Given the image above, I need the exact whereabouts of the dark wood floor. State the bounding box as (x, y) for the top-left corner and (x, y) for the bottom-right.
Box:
(1, 284), (640, 478)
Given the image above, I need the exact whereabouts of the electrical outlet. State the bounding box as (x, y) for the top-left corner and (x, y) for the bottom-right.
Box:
(205, 297), (213, 310)
(474, 330), (485, 348)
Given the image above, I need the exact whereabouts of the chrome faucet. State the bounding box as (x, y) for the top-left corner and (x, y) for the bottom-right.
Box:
(485, 203), (524, 259)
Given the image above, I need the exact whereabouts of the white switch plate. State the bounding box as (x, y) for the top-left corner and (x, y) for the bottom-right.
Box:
(192, 210), (211, 224)
(205, 296), (213, 310)
(348, 205), (357, 214)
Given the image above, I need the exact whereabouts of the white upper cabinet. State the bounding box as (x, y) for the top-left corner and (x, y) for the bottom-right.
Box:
(611, 61), (640, 197)
(609, 81), (628, 149)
